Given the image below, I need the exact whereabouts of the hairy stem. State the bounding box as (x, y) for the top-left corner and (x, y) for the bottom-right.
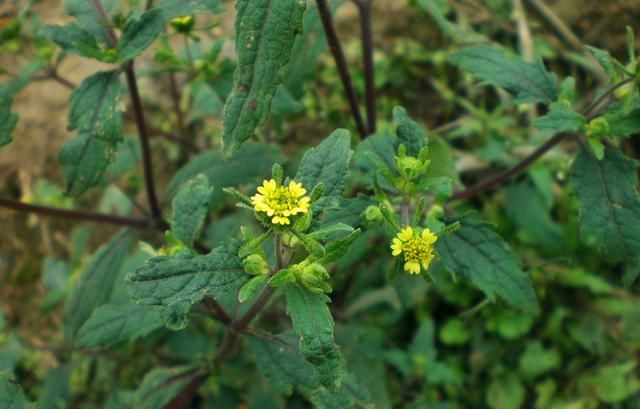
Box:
(353, 0), (376, 134)
(316, 0), (368, 139)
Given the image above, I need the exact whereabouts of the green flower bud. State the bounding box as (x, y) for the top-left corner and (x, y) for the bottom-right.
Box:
(170, 15), (195, 33)
(103, 48), (118, 63)
(427, 204), (444, 219)
(586, 117), (610, 138)
(362, 205), (383, 225)
(299, 263), (331, 293)
(395, 155), (426, 180)
(242, 254), (269, 276)
(282, 232), (300, 248)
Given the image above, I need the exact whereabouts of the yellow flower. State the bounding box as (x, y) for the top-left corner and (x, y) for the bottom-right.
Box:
(390, 226), (437, 274)
(251, 179), (311, 225)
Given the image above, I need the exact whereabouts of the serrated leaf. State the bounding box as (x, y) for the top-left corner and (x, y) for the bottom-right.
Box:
(170, 175), (212, 247)
(295, 129), (353, 218)
(310, 373), (371, 409)
(127, 242), (247, 306)
(164, 143), (281, 207)
(39, 23), (104, 60)
(533, 102), (586, 134)
(60, 70), (123, 196)
(117, 9), (165, 63)
(316, 229), (361, 264)
(134, 367), (202, 409)
(0, 86), (17, 148)
(393, 106), (426, 156)
(75, 303), (164, 349)
(249, 333), (319, 395)
(571, 148), (640, 285)
(222, 0), (306, 156)
(63, 0), (119, 43)
(606, 108), (640, 137)
(436, 216), (539, 312)
(63, 230), (135, 341)
(585, 45), (618, 81)
(450, 45), (558, 104)
(0, 373), (34, 409)
(284, 284), (343, 391)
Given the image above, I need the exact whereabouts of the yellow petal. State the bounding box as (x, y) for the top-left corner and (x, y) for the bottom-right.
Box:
(404, 261), (420, 274)
(391, 246), (402, 256)
(421, 228), (437, 244)
(398, 227), (413, 241)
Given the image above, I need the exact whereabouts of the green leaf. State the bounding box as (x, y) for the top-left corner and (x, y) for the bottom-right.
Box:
(75, 303), (164, 349)
(117, 9), (165, 64)
(393, 106), (426, 156)
(39, 23), (104, 60)
(577, 361), (640, 404)
(164, 143), (281, 207)
(60, 70), (123, 196)
(0, 86), (17, 148)
(487, 375), (525, 409)
(571, 148), (640, 285)
(63, 0), (119, 43)
(63, 230), (135, 341)
(239, 275), (268, 303)
(156, 0), (222, 19)
(133, 367), (202, 409)
(585, 45), (618, 81)
(533, 102), (586, 134)
(222, 0), (307, 156)
(450, 45), (558, 104)
(38, 364), (71, 409)
(436, 216), (539, 312)
(295, 129), (353, 217)
(170, 175), (212, 247)
(310, 374), (371, 409)
(249, 333), (319, 395)
(505, 181), (562, 247)
(0, 373), (34, 409)
(606, 108), (640, 137)
(127, 242), (246, 306)
(284, 284), (343, 391)
(316, 229), (361, 264)
(518, 341), (560, 379)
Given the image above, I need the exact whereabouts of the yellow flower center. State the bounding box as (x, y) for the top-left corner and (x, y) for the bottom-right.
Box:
(402, 236), (431, 263)
(390, 226), (437, 274)
(251, 179), (310, 225)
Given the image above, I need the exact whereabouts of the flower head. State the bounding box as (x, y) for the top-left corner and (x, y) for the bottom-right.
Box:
(390, 226), (437, 274)
(251, 179), (311, 225)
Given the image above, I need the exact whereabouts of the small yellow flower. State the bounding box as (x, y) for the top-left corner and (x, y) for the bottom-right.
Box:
(251, 179), (311, 225)
(390, 226), (437, 274)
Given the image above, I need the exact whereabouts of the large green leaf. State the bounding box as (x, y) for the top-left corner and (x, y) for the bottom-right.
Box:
(0, 86), (17, 148)
(436, 216), (539, 312)
(249, 333), (319, 395)
(222, 0), (307, 156)
(59, 70), (123, 196)
(75, 303), (164, 349)
(450, 45), (558, 104)
(63, 230), (135, 341)
(393, 106), (426, 156)
(295, 129), (353, 217)
(571, 148), (640, 285)
(606, 108), (640, 137)
(126, 243), (246, 306)
(284, 284), (343, 392)
(170, 174), (212, 247)
(38, 23), (104, 60)
(164, 143), (281, 207)
(0, 373), (34, 409)
(117, 9), (165, 63)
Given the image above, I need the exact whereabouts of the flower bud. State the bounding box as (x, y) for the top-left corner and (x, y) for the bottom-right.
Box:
(362, 205), (383, 225)
(242, 254), (269, 276)
(395, 155), (426, 180)
(282, 232), (300, 248)
(586, 117), (610, 138)
(170, 15), (195, 34)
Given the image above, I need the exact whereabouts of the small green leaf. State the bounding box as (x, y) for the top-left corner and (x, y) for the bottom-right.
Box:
(436, 216), (539, 312)
(222, 0), (307, 156)
(59, 70), (123, 196)
(532, 102), (586, 134)
(606, 108), (640, 137)
(269, 268), (297, 287)
(75, 303), (164, 349)
(295, 129), (353, 218)
(393, 106), (426, 156)
(450, 45), (558, 104)
(249, 333), (319, 395)
(133, 367), (202, 409)
(585, 45), (618, 81)
(0, 373), (34, 409)
(39, 23), (104, 60)
(117, 9), (165, 63)
(62, 0), (119, 43)
(126, 242), (247, 306)
(518, 341), (560, 379)
(239, 275), (268, 303)
(316, 229), (361, 264)
(487, 375), (525, 409)
(0, 86), (17, 148)
(571, 148), (640, 285)
(170, 175), (212, 247)
(63, 230), (135, 342)
(284, 284), (343, 391)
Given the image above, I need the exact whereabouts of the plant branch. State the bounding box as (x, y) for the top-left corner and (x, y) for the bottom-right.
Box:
(353, 0), (376, 134)
(202, 297), (232, 325)
(316, 0), (368, 139)
(90, 0), (117, 48)
(0, 197), (162, 230)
